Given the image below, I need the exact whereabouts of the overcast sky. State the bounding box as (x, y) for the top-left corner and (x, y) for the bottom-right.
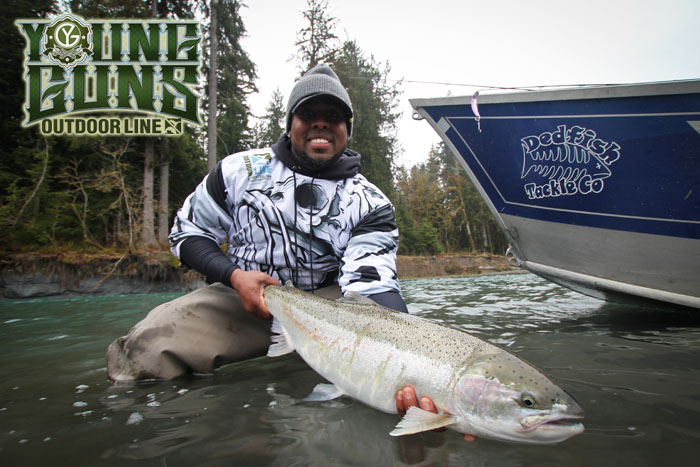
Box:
(240, 0), (700, 168)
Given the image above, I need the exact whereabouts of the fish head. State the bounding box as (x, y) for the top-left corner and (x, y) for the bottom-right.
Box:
(451, 351), (584, 444)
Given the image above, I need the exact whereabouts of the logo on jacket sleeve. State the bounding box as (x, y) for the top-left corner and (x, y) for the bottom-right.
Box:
(244, 154), (272, 181)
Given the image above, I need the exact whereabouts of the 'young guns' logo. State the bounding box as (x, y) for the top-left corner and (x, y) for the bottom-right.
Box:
(520, 125), (621, 200)
(15, 14), (203, 136)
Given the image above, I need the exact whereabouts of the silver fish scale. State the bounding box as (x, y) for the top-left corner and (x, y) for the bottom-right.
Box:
(266, 286), (461, 412)
(329, 299), (562, 404)
(270, 286), (489, 363)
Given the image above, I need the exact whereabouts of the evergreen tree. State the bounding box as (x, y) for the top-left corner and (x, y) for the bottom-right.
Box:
(199, 0), (257, 160)
(295, 0), (341, 72)
(394, 199), (418, 255)
(0, 0), (56, 246)
(394, 164), (436, 254)
(395, 142), (508, 255)
(332, 41), (401, 197)
(416, 219), (444, 255)
(252, 88), (286, 148)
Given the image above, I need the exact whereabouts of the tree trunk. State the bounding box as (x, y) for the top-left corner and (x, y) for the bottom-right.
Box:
(207, 1), (218, 172)
(480, 205), (490, 252)
(158, 162), (169, 244)
(139, 0), (159, 249)
(141, 139), (157, 247)
(452, 176), (476, 252)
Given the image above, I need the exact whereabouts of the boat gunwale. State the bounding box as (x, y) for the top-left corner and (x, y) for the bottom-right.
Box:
(408, 79), (700, 108)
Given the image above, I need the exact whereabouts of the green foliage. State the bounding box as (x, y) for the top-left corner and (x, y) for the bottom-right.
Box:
(1, 0), (56, 250)
(251, 89), (286, 148)
(415, 219), (444, 255)
(2, 0), (506, 259)
(394, 201), (417, 255)
(332, 41), (401, 197)
(295, 0), (340, 71)
(394, 142), (508, 255)
(1, 0), (208, 254)
(201, 0), (258, 159)
(395, 201), (442, 255)
(1, 0), (55, 184)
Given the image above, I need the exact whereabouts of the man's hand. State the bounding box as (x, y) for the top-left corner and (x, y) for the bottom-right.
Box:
(230, 269), (279, 320)
(395, 385), (476, 442)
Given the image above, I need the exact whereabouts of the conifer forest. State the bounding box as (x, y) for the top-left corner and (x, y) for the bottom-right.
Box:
(1, 0), (507, 258)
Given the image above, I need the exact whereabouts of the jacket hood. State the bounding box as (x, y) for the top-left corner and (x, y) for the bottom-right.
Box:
(272, 133), (361, 180)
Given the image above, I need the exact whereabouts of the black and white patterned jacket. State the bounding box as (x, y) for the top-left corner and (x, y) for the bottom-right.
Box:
(169, 135), (401, 297)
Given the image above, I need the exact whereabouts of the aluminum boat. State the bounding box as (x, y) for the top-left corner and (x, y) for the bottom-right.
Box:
(410, 80), (700, 310)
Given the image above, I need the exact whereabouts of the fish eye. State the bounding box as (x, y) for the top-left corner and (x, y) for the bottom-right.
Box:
(520, 393), (537, 408)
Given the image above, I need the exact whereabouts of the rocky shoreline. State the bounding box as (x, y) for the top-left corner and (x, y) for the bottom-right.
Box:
(396, 253), (513, 279)
(0, 252), (206, 299)
(0, 251), (515, 299)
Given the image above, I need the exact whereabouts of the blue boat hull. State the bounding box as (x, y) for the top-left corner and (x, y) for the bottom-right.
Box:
(411, 80), (700, 309)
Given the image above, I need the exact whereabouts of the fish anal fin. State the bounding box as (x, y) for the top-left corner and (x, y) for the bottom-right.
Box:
(267, 317), (295, 357)
(389, 406), (457, 436)
(304, 383), (345, 402)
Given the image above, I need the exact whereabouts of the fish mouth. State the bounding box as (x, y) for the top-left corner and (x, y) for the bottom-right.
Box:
(518, 413), (585, 434)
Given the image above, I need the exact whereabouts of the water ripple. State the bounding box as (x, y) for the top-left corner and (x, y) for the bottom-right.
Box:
(402, 273), (601, 337)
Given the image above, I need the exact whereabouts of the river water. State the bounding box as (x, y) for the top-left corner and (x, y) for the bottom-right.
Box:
(2, 273), (700, 466)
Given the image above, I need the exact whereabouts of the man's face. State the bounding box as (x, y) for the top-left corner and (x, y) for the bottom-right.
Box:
(290, 96), (349, 163)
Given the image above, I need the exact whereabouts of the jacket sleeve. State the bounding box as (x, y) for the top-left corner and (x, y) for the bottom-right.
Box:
(179, 236), (239, 286)
(169, 160), (235, 258)
(338, 204), (403, 297)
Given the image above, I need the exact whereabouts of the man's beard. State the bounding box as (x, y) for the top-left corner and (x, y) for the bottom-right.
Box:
(291, 146), (343, 173)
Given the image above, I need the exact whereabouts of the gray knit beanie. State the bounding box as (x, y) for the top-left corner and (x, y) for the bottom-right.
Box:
(286, 63), (353, 137)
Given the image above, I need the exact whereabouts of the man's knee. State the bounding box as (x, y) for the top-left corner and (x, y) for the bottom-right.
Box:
(106, 283), (272, 381)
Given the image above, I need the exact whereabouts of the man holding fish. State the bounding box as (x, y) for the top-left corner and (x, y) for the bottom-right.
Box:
(106, 64), (452, 433)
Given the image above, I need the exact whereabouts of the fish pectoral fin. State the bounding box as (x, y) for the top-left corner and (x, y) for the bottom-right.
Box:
(303, 383), (345, 402)
(389, 406), (457, 436)
(338, 291), (376, 305)
(267, 318), (295, 357)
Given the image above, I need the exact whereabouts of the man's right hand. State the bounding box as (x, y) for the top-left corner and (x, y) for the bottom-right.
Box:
(396, 385), (476, 442)
(230, 269), (279, 320)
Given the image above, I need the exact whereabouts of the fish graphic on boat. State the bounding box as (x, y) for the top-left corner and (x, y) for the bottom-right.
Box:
(519, 124), (620, 199)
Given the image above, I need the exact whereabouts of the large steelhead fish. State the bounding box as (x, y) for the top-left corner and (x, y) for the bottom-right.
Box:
(264, 285), (584, 444)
